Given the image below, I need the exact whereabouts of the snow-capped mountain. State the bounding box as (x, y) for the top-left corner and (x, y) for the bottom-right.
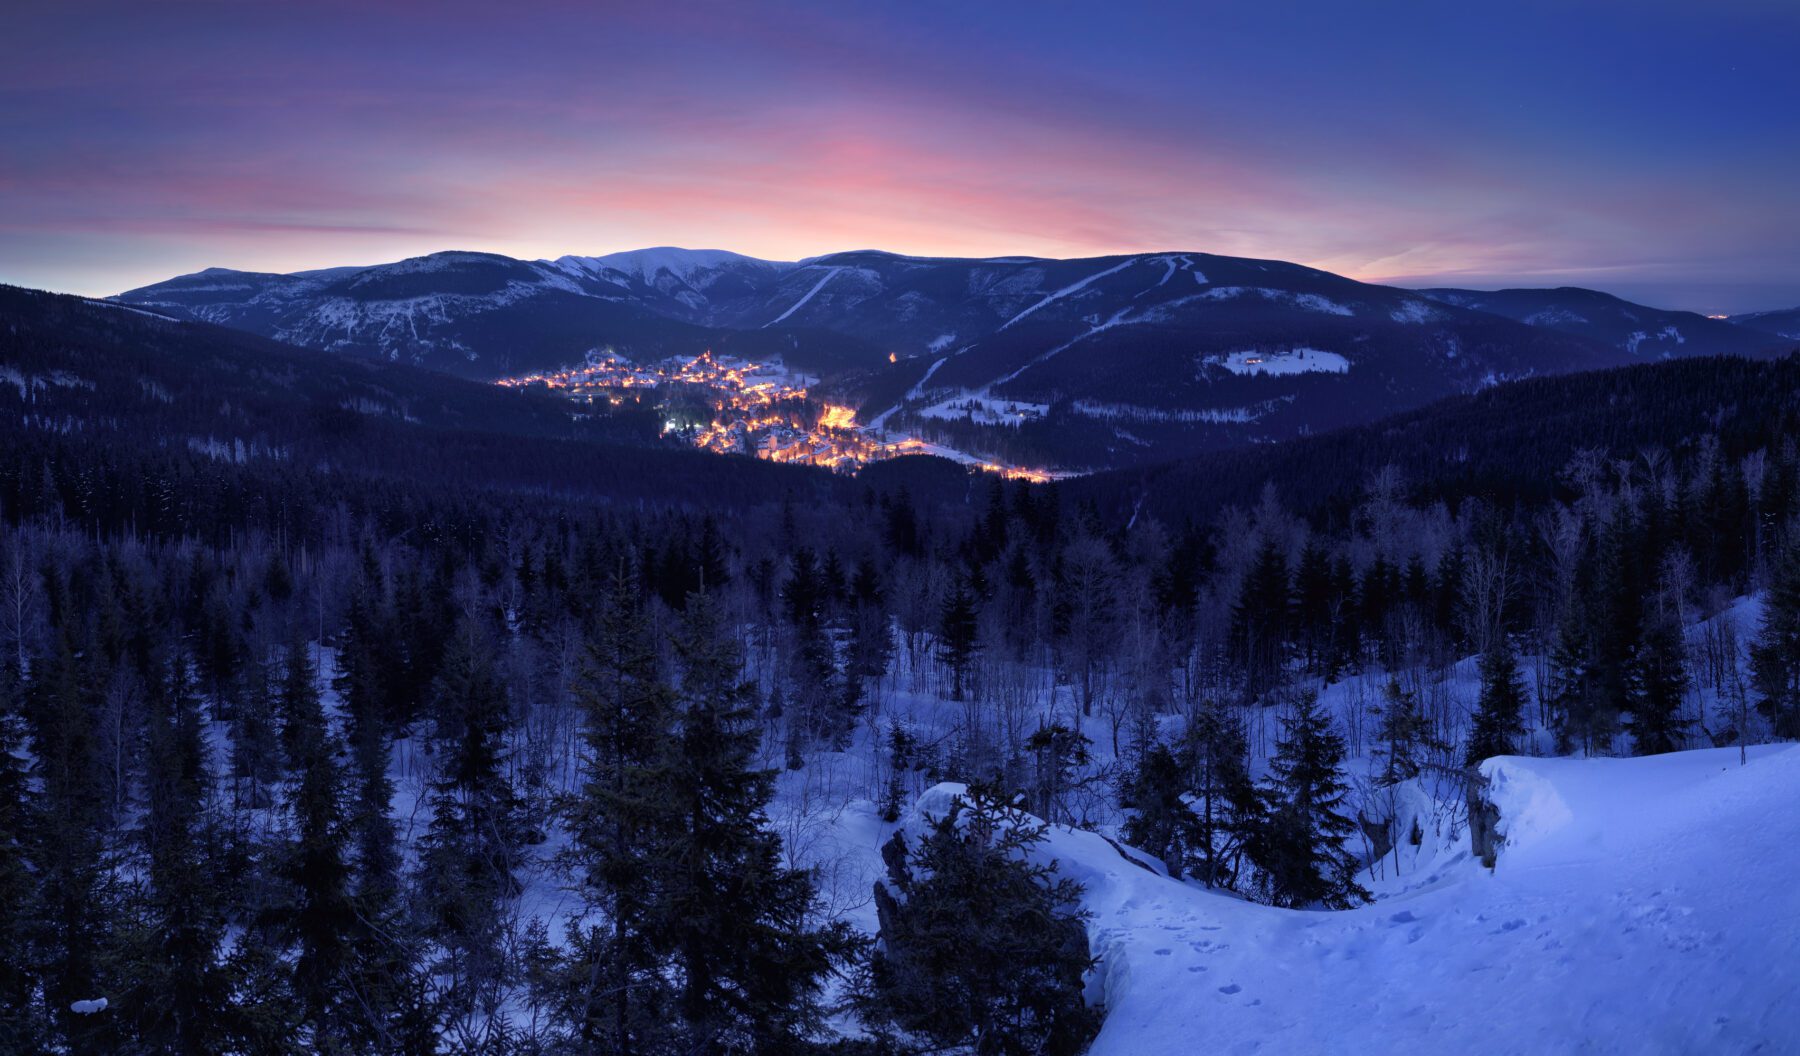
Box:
(118, 247), (1786, 469)
(1416, 285), (1781, 360)
(1729, 305), (1800, 342)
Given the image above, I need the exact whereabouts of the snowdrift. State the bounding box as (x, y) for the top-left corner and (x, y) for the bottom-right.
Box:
(910, 744), (1800, 1055)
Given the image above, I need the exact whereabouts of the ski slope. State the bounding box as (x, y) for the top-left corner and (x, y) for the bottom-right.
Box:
(908, 744), (1800, 1055)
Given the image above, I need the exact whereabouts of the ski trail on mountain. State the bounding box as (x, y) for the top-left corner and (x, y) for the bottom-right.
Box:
(868, 355), (951, 431)
(998, 257), (1140, 331)
(1135, 255), (1180, 299)
(764, 267), (842, 327)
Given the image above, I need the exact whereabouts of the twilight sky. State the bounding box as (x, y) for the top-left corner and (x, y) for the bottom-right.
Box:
(4, 1), (1797, 312)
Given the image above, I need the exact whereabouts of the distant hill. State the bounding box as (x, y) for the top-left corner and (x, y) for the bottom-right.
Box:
(1415, 285), (1780, 360)
(1730, 306), (1800, 341)
(0, 284), (837, 511)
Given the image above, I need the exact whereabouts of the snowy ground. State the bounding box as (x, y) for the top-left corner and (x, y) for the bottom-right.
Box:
(1206, 348), (1350, 377)
(902, 744), (1798, 1055)
(335, 594), (1796, 1052)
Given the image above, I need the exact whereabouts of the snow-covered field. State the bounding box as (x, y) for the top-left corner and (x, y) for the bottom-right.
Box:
(1207, 348), (1351, 377)
(893, 745), (1798, 1056)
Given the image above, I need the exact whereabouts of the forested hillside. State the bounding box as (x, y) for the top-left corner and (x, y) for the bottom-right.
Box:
(3, 291), (1799, 1053)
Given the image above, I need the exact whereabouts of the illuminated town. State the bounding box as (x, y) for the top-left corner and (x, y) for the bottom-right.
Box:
(495, 351), (1061, 482)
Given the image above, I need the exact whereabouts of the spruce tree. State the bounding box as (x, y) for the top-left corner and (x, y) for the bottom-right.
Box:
(1752, 544), (1800, 738)
(1255, 693), (1369, 909)
(0, 662), (47, 1051)
(232, 646), (282, 809)
(559, 568), (679, 1053)
(1120, 742), (1199, 879)
(937, 575), (980, 702)
(1627, 612), (1691, 755)
(1232, 539), (1290, 701)
(417, 616), (520, 1016)
(1181, 698), (1259, 890)
(861, 786), (1099, 1056)
(1467, 638), (1529, 766)
(134, 649), (230, 1053)
(334, 593), (401, 914)
(274, 638), (358, 1048)
(1372, 678), (1444, 786)
(661, 591), (856, 1051)
(26, 625), (120, 1053)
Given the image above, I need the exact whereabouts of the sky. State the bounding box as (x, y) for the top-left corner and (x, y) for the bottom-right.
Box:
(3, 1), (1797, 313)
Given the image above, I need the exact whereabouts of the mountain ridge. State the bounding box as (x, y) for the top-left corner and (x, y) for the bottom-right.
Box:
(113, 247), (1793, 471)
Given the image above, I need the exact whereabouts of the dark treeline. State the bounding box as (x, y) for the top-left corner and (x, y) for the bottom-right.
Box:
(2, 291), (1800, 1053)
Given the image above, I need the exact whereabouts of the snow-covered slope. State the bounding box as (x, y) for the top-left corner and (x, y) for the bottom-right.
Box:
(1416, 286), (1780, 361)
(907, 745), (1799, 1055)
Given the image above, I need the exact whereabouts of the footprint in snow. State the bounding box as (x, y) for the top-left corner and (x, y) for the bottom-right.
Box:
(1154, 948), (1172, 956)
(1390, 910), (1419, 924)
(1218, 984), (1242, 995)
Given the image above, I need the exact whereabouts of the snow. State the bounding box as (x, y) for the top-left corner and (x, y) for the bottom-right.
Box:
(1389, 299), (1441, 324)
(555, 247), (782, 285)
(764, 267), (843, 327)
(899, 742), (1800, 1055)
(998, 257), (1142, 331)
(1625, 325), (1686, 356)
(917, 392), (1048, 425)
(1199, 286), (1356, 316)
(1071, 398), (1291, 424)
(70, 998), (107, 1015)
(1207, 348), (1350, 377)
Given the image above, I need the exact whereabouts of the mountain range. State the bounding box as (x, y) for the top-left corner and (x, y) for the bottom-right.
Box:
(114, 248), (1799, 471)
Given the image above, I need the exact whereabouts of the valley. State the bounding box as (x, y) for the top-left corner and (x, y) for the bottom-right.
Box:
(494, 349), (1065, 481)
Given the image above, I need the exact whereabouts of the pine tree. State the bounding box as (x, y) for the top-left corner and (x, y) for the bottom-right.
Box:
(660, 591), (856, 1051)
(232, 645), (282, 809)
(26, 624), (120, 1053)
(1752, 544), (1800, 738)
(133, 648), (231, 1053)
(1023, 721), (1092, 827)
(861, 786), (1099, 1056)
(274, 638), (358, 1048)
(1467, 638), (1529, 766)
(881, 721), (919, 824)
(1254, 693), (1369, 909)
(1547, 603), (1606, 754)
(332, 587), (401, 914)
(559, 568), (679, 1053)
(0, 662), (47, 1051)
(1232, 538), (1290, 701)
(938, 575), (980, 702)
(417, 615), (520, 1016)
(1181, 698), (1260, 890)
(1372, 678), (1444, 786)
(1628, 611), (1691, 755)
(1120, 743), (1199, 879)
